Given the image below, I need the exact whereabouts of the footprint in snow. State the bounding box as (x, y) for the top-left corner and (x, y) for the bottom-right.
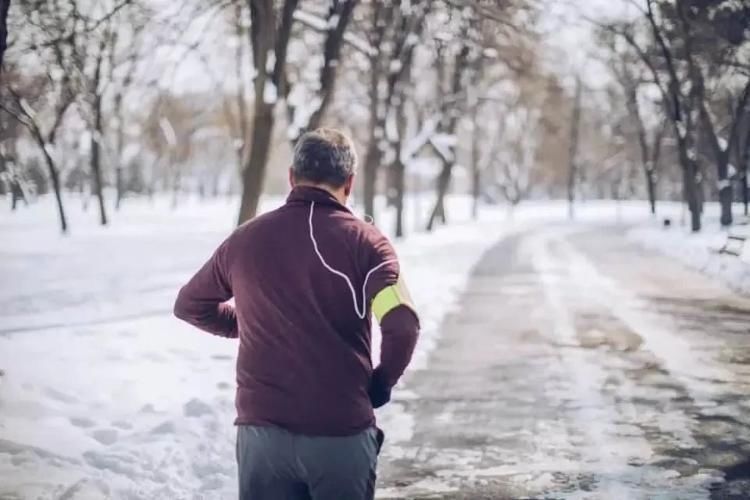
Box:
(184, 398), (213, 417)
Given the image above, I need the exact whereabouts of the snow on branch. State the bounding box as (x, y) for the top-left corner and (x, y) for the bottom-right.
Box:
(429, 133), (456, 163)
(400, 116), (439, 164)
(293, 9), (375, 57)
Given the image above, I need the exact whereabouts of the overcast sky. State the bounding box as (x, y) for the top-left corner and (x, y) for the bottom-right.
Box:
(538, 0), (638, 90)
(161, 0), (641, 95)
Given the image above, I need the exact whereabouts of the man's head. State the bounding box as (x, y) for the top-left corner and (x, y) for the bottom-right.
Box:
(290, 128), (357, 204)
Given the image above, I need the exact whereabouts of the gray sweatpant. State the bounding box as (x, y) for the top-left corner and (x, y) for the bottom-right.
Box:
(236, 425), (379, 500)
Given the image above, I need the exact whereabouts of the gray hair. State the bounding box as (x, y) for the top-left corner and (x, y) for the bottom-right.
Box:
(292, 128), (357, 188)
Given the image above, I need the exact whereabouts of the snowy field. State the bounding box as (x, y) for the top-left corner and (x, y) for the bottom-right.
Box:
(1, 195), (748, 499)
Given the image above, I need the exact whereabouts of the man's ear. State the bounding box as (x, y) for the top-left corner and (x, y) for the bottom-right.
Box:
(344, 175), (355, 197)
(288, 167), (296, 189)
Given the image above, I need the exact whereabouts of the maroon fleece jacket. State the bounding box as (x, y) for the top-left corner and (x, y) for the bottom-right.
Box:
(174, 186), (420, 436)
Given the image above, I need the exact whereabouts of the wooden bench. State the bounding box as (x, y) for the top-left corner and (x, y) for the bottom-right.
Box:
(718, 233), (747, 257)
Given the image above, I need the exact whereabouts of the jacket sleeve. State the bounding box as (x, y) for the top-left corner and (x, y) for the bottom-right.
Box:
(365, 233), (420, 388)
(174, 239), (238, 338)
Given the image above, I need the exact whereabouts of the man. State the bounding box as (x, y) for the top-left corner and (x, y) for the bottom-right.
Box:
(174, 128), (420, 500)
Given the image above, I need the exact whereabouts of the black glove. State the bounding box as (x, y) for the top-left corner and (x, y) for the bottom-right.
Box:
(368, 367), (392, 409)
(375, 426), (385, 454)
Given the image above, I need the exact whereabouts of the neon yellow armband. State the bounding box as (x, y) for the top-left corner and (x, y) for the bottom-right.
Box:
(371, 276), (415, 322)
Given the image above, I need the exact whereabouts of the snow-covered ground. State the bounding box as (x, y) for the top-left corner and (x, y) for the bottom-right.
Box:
(629, 204), (750, 296)
(0, 193), (515, 500)
(2, 194), (747, 499)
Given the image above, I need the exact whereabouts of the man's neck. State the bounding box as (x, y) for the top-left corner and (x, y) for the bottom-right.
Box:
(295, 182), (346, 205)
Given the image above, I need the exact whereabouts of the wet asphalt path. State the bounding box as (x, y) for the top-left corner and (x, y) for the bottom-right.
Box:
(377, 225), (750, 499)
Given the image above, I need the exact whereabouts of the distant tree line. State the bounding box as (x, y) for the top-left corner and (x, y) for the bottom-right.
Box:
(598, 0), (750, 231)
(2, 0), (744, 234)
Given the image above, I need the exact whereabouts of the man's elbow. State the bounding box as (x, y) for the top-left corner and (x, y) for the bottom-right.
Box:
(173, 287), (193, 323)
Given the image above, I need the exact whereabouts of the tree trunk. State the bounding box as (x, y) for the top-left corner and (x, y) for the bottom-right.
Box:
(238, 103), (274, 224)
(237, 0), (296, 225)
(471, 165), (481, 220)
(743, 125), (750, 216)
(744, 171), (749, 217)
(0, 0), (9, 71)
(114, 91), (125, 210)
(679, 148), (702, 232)
(645, 170), (657, 215)
(115, 167), (123, 209)
(392, 96), (408, 238)
(717, 152), (733, 227)
(41, 140), (68, 233)
(470, 110), (481, 220)
(304, 0), (359, 132)
(90, 95), (108, 226)
(567, 76), (582, 220)
(393, 156), (406, 238)
(171, 160), (181, 209)
(426, 44), (469, 231)
(362, 140), (379, 220)
(426, 161), (451, 231)
(627, 86), (659, 215)
(362, 52), (383, 221)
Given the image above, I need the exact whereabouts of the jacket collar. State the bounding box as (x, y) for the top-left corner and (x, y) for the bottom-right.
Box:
(286, 186), (350, 212)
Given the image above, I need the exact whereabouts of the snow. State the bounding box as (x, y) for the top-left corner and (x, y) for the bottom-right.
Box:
(292, 9), (374, 57)
(0, 192), (513, 499)
(629, 206), (750, 296)
(428, 134), (455, 163)
(262, 80), (278, 105)
(3, 195), (746, 498)
(158, 117), (177, 147)
(400, 116), (438, 164)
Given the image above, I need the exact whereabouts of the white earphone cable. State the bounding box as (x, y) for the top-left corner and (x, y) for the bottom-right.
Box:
(308, 201), (397, 319)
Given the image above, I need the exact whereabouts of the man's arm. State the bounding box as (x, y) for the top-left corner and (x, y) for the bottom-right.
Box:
(365, 236), (420, 408)
(174, 239), (238, 338)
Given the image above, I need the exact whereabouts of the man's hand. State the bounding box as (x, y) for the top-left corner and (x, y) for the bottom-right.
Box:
(368, 366), (392, 409)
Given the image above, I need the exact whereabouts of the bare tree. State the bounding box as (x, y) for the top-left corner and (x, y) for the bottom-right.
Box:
(601, 30), (666, 215)
(237, 0), (359, 225)
(237, 0), (299, 225)
(1, 79), (74, 233)
(604, 1), (703, 231)
(110, 6), (149, 209)
(88, 32), (109, 225)
(673, 1), (750, 227)
(0, 0), (84, 233)
(358, 0), (429, 222)
(287, 0), (359, 139)
(425, 41), (472, 231)
(424, 0), (536, 230)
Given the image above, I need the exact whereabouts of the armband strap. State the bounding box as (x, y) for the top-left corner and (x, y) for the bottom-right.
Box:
(372, 276), (415, 322)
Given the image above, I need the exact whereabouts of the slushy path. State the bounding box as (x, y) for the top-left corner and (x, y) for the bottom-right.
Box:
(377, 225), (750, 499)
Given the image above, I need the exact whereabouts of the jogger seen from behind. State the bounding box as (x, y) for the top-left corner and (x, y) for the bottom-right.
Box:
(174, 128), (420, 500)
